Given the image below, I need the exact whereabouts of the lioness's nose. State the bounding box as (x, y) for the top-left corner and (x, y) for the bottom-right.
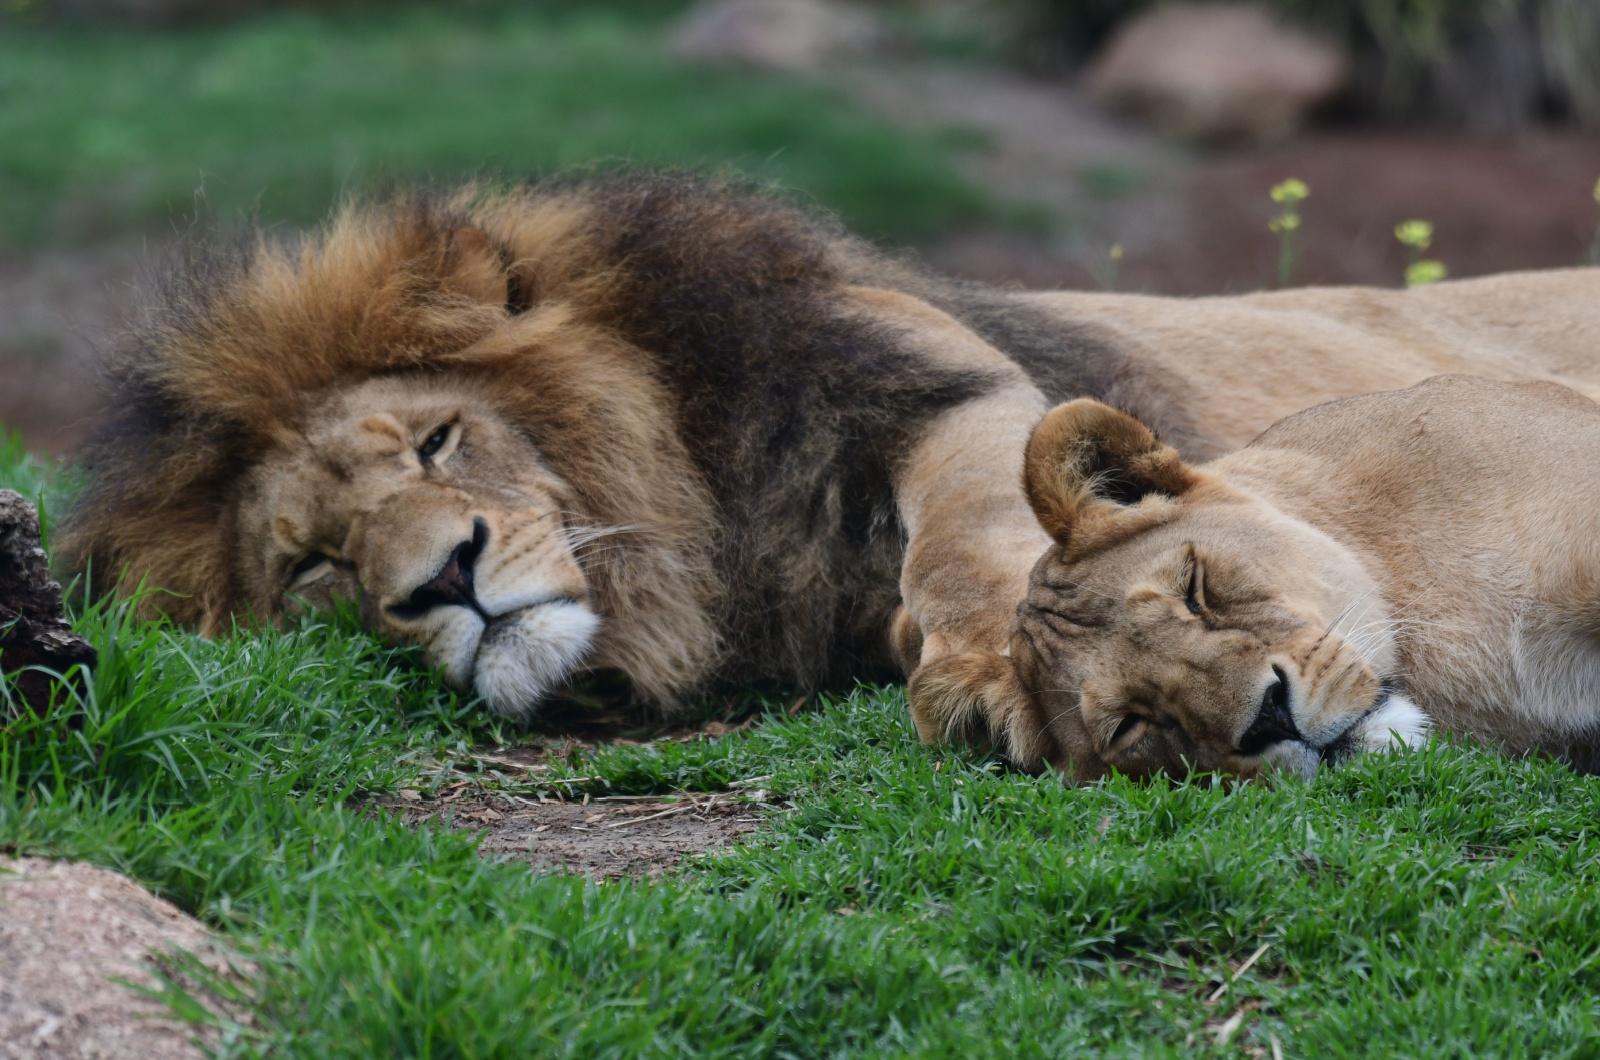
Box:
(1238, 665), (1299, 754)
(390, 518), (489, 619)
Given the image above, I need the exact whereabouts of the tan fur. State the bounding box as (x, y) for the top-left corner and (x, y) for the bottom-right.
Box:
(54, 175), (1600, 726)
(995, 376), (1600, 781)
(1018, 275), (1600, 449)
(903, 271), (1600, 760)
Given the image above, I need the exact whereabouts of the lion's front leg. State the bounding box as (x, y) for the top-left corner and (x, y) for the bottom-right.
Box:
(894, 380), (1055, 767)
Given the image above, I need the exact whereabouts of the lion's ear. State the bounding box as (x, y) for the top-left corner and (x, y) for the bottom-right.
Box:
(441, 227), (510, 308)
(907, 650), (1052, 770)
(1023, 399), (1198, 546)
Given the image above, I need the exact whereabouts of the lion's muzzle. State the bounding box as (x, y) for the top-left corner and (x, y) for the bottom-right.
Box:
(362, 499), (599, 719)
(388, 517), (490, 621)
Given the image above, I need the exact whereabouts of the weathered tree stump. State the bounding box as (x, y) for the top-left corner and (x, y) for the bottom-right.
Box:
(0, 490), (96, 713)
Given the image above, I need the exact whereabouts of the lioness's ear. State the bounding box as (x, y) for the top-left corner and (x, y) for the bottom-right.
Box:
(1023, 399), (1198, 545)
(441, 227), (510, 308)
(907, 650), (1053, 770)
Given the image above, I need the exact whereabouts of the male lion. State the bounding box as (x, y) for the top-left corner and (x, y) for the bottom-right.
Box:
(57, 175), (1600, 729)
(933, 375), (1600, 782)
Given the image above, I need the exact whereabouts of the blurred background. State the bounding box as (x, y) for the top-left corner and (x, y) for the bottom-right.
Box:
(3, 0), (1598, 454)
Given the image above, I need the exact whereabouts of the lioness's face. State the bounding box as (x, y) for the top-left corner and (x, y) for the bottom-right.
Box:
(236, 376), (599, 716)
(1014, 502), (1425, 781)
(906, 398), (1430, 782)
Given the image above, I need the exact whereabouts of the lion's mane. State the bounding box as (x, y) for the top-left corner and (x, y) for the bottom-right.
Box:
(60, 174), (1196, 702)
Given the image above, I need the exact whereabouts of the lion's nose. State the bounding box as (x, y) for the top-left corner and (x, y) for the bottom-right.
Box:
(1238, 664), (1299, 755)
(390, 518), (489, 620)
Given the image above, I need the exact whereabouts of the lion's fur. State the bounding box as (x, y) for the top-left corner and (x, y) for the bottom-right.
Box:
(63, 176), (1177, 707)
(57, 173), (1600, 722)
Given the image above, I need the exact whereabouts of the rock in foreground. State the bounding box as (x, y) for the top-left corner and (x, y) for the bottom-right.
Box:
(0, 858), (224, 1059)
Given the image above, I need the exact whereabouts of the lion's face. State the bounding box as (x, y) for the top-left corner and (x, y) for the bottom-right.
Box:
(1013, 499), (1426, 782)
(62, 210), (723, 716)
(236, 376), (600, 715)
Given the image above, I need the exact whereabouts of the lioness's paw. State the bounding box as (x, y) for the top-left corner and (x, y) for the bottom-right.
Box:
(905, 650), (1052, 769)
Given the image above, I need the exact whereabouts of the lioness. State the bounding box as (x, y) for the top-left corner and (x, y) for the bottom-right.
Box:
(56, 176), (1600, 730)
(926, 375), (1600, 781)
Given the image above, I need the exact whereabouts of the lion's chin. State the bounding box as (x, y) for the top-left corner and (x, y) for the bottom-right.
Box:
(470, 601), (602, 719)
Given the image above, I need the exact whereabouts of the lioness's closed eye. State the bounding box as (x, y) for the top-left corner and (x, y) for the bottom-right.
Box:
(982, 375), (1600, 783)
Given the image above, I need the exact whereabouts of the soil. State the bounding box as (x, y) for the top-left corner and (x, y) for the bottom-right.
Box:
(1087, 128), (1600, 295)
(0, 857), (229, 1059)
(377, 789), (773, 880)
(849, 64), (1600, 294)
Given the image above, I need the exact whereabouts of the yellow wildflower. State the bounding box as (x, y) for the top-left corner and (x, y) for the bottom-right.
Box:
(1270, 179), (1309, 205)
(1394, 220), (1434, 251)
(1405, 260), (1448, 288)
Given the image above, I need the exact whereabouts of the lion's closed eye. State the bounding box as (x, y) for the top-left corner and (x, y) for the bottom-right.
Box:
(417, 421), (460, 467)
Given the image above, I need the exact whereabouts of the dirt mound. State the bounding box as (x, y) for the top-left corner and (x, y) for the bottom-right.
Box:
(0, 857), (223, 1059)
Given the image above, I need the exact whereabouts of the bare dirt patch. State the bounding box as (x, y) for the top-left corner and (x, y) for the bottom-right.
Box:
(379, 790), (772, 880)
(0, 857), (227, 1060)
(370, 711), (777, 880)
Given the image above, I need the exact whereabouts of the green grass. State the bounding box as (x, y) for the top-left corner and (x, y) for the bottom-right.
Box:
(0, 429), (74, 549)
(5, 446), (1600, 1056)
(0, 3), (999, 251)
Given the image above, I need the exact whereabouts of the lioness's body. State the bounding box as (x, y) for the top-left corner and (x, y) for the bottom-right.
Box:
(976, 376), (1600, 782)
(1236, 375), (1600, 766)
(58, 176), (1600, 727)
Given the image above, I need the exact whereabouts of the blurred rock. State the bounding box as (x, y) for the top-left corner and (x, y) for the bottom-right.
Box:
(1083, 2), (1348, 144)
(0, 490), (96, 715)
(668, 0), (891, 73)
